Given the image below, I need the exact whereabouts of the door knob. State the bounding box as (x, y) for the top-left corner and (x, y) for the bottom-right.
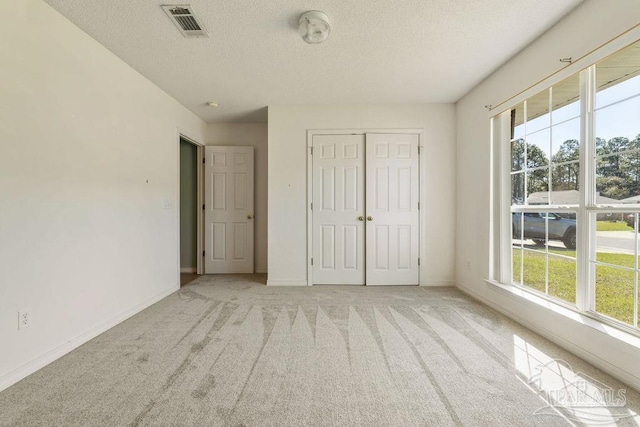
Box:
(358, 216), (364, 221)
(367, 216), (373, 221)
(247, 214), (254, 219)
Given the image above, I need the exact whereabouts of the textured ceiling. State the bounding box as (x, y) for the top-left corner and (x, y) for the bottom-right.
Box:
(43, 0), (583, 123)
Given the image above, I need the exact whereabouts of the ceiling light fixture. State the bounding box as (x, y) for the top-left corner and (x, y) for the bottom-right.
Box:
(298, 11), (330, 44)
(206, 101), (219, 107)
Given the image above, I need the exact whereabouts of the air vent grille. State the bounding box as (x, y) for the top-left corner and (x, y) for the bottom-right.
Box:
(161, 5), (208, 38)
(174, 16), (201, 31)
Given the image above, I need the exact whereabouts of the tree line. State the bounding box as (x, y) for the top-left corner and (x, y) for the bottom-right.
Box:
(512, 135), (640, 202)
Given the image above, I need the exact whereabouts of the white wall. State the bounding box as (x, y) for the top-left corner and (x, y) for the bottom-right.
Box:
(205, 123), (268, 273)
(456, 0), (640, 390)
(0, 0), (206, 391)
(268, 105), (456, 286)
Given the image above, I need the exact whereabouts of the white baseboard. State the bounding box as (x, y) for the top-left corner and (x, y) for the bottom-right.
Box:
(180, 267), (197, 273)
(420, 280), (455, 287)
(255, 268), (267, 274)
(267, 280), (307, 286)
(455, 282), (640, 393)
(0, 285), (178, 393)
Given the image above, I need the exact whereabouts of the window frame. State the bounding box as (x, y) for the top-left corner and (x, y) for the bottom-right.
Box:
(493, 41), (640, 336)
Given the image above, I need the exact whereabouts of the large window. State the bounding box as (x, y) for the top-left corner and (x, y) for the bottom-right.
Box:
(510, 75), (580, 306)
(500, 40), (640, 331)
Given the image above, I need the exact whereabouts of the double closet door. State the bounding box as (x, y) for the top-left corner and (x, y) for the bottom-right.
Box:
(312, 133), (419, 285)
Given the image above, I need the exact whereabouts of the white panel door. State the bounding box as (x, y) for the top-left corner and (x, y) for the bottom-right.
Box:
(312, 134), (365, 284)
(365, 134), (419, 285)
(204, 146), (254, 273)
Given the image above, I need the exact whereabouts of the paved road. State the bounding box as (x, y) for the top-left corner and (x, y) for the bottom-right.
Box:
(514, 230), (637, 254)
(596, 230), (636, 254)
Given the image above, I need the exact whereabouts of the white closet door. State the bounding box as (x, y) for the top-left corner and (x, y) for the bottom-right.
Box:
(312, 134), (366, 284)
(365, 133), (419, 285)
(204, 146), (254, 273)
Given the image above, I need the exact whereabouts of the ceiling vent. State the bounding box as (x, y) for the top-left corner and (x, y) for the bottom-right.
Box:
(161, 5), (208, 38)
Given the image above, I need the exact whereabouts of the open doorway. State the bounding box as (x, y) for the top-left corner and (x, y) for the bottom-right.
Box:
(179, 136), (202, 286)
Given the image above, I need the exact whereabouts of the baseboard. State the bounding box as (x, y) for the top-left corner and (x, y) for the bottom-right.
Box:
(180, 267), (197, 273)
(0, 285), (178, 393)
(255, 268), (267, 274)
(420, 280), (455, 287)
(455, 282), (640, 393)
(266, 280), (307, 286)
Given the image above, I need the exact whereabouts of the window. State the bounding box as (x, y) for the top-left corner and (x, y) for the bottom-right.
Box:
(499, 39), (640, 331)
(509, 76), (580, 306)
(592, 42), (640, 328)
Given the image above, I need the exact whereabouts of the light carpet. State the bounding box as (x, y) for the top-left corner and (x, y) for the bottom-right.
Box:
(1, 274), (639, 426)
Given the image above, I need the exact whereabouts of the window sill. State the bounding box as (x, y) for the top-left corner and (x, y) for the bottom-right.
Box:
(484, 278), (640, 350)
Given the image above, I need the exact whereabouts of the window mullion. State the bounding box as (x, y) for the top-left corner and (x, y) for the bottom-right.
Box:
(576, 65), (596, 312)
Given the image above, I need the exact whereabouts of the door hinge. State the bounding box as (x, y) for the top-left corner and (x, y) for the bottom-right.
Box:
(202, 157), (205, 164)
(418, 202), (420, 210)
(311, 258), (314, 265)
(310, 202), (313, 210)
(418, 257), (420, 266)
(202, 204), (205, 210)
(202, 251), (205, 257)
(418, 146), (421, 154)
(310, 147), (313, 155)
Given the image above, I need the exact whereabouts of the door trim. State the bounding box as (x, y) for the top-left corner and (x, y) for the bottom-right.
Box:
(177, 131), (204, 282)
(306, 128), (424, 286)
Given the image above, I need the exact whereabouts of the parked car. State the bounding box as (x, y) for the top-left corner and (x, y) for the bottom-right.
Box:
(512, 212), (577, 249)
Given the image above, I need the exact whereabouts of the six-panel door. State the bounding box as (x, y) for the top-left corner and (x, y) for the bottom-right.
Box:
(312, 133), (419, 285)
(365, 134), (419, 285)
(204, 146), (254, 274)
(312, 135), (366, 284)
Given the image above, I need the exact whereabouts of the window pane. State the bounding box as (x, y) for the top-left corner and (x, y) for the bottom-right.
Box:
(548, 254), (576, 304)
(512, 247), (522, 285)
(527, 128), (551, 164)
(593, 211), (638, 326)
(552, 74), (580, 123)
(552, 162), (579, 193)
(595, 211), (635, 266)
(548, 212), (577, 251)
(526, 89), (550, 134)
(522, 249), (546, 293)
(551, 118), (580, 161)
(512, 212), (524, 241)
(595, 265), (635, 326)
(511, 172), (525, 205)
(597, 76), (640, 109)
(524, 212), (548, 253)
(527, 168), (549, 204)
(596, 40), (640, 109)
(511, 139), (525, 172)
(596, 153), (640, 202)
(595, 96), (640, 144)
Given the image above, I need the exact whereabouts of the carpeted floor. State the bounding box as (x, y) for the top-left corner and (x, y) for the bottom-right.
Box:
(1, 275), (639, 426)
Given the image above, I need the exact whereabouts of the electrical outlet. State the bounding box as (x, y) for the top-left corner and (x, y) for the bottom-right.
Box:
(18, 309), (32, 329)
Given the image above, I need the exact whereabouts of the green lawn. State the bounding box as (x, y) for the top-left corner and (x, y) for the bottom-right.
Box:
(596, 220), (632, 231)
(513, 249), (637, 326)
